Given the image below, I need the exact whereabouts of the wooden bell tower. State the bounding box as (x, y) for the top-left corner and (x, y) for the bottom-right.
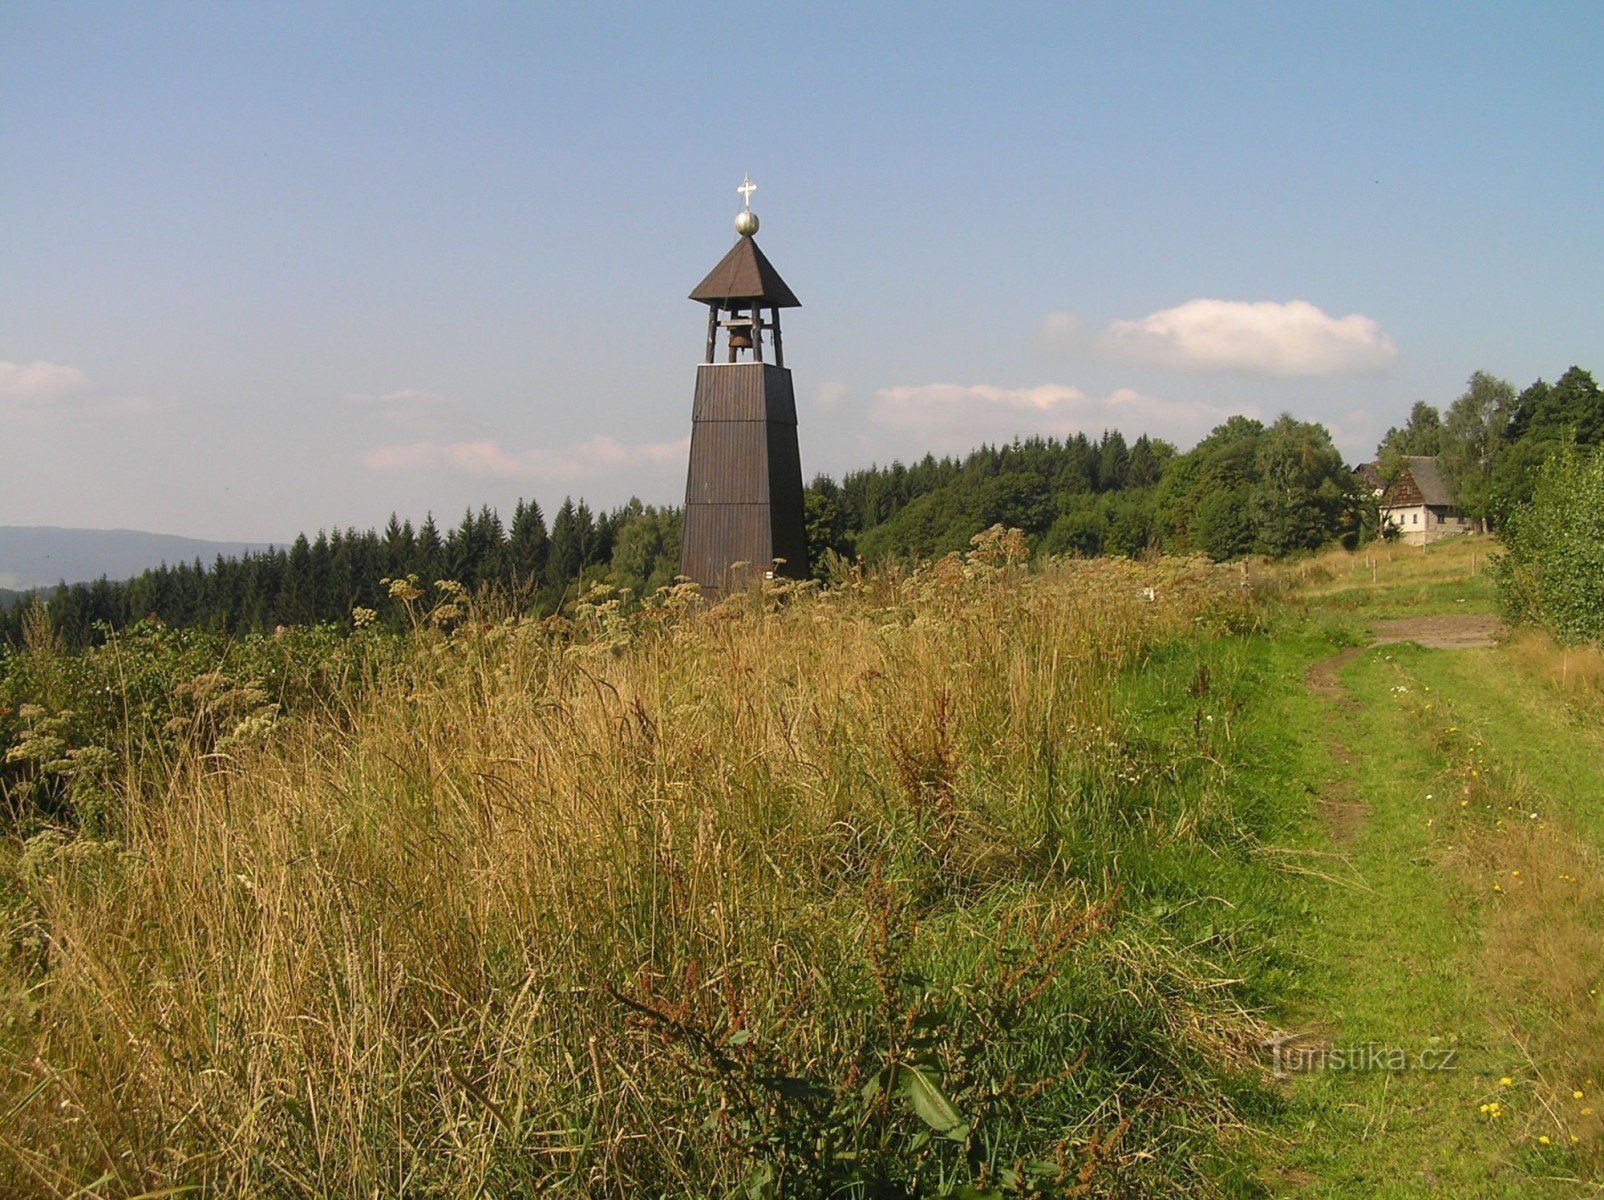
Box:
(679, 177), (808, 599)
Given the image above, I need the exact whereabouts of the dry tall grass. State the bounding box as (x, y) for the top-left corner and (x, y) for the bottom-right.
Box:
(1281, 534), (1495, 606)
(1, 553), (1268, 1197)
(1502, 628), (1604, 718)
(1437, 728), (1604, 1169)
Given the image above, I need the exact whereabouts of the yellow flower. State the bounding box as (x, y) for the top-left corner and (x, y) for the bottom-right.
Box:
(1500, 1077), (1513, 1087)
(1460, 800), (1469, 807)
(1575, 1090), (1586, 1100)
(1538, 1135), (1551, 1145)
(1583, 1107), (1595, 1117)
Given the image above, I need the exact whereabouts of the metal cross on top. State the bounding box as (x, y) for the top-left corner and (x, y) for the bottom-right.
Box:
(737, 173), (757, 210)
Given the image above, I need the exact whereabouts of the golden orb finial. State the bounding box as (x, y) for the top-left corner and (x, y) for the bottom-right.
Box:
(735, 173), (759, 236)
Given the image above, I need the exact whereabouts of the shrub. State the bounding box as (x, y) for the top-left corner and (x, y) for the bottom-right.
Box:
(1495, 445), (1604, 644)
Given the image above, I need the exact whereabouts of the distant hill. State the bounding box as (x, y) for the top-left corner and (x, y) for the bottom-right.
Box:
(0, 527), (277, 591)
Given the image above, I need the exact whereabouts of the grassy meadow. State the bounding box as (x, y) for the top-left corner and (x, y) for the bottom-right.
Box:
(3, 550), (1299, 1197)
(2, 532), (1601, 1197)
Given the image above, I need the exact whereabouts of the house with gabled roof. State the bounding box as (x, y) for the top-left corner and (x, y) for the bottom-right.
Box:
(1378, 456), (1474, 544)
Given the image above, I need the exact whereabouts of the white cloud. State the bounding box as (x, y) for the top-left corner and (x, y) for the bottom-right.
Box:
(345, 387), (456, 434)
(1036, 312), (1084, 348)
(359, 434), (690, 481)
(1063, 300), (1397, 376)
(0, 358), (154, 422)
(0, 360), (92, 402)
(871, 382), (1247, 451)
(345, 387), (448, 408)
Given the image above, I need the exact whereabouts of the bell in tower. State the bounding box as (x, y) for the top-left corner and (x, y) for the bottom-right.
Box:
(679, 177), (809, 599)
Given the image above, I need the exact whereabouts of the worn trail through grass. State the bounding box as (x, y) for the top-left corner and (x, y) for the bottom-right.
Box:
(1264, 538), (1603, 1197)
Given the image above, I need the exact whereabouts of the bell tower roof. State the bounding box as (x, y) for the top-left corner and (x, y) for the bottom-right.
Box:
(690, 175), (799, 309)
(689, 235), (800, 309)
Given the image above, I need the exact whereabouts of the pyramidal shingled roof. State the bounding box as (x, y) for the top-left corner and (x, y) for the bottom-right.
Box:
(690, 237), (800, 308)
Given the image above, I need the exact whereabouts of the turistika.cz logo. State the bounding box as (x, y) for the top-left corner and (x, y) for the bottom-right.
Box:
(1262, 1032), (1459, 1078)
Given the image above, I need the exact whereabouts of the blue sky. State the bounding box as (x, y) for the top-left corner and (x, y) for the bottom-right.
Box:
(3, 2), (1600, 541)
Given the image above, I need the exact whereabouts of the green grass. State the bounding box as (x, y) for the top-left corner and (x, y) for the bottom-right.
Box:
(1408, 649), (1604, 846)
(1250, 555), (1603, 1196)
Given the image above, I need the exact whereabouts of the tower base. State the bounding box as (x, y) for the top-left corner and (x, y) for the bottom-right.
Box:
(679, 362), (808, 600)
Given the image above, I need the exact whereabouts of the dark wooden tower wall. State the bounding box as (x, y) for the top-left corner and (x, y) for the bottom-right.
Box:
(680, 363), (807, 597)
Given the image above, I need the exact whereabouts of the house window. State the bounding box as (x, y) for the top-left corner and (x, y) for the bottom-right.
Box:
(1412, 513), (1418, 525)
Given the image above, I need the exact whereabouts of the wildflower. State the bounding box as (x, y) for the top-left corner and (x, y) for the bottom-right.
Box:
(1461, 800), (1469, 807)
(1512, 870), (1521, 878)
(1538, 1135), (1551, 1145)
(1584, 1107), (1595, 1117)
(1575, 1091), (1585, 1100)
(1492, 884), (1503, 893)
(1500, 1077), (1513, 1087)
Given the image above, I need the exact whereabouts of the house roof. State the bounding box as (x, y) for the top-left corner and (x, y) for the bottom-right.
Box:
(689, 237), (800, 309)
(1353, 462), (1385, 491)
(1384, 456), (1456, 507)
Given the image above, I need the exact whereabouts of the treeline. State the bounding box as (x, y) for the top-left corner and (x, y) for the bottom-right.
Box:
(1376, 365), (1603, 526)
(4, 415), (1367, 648)
(3, 499), (682, 648)
(812, 415), (1358, 564)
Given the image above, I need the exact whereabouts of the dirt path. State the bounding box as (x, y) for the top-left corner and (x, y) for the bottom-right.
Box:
(1300, 612), (1498, 847)
(1368, 612), (1501, 649)
(1302, 647), (1367, 844)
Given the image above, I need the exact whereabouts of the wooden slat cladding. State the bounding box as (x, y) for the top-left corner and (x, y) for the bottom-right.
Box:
(690, 364), (798, 422)
(685, 421), (771, 504)
(680, 362), (809, 599)
(679, 505), (775, 597)
(765, 418), (807, 573)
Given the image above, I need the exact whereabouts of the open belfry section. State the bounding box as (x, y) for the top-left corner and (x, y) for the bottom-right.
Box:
(678, 176), (809, 599)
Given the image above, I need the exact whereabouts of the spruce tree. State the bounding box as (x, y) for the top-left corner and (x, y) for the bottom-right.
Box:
(509, 499), (550, 589)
